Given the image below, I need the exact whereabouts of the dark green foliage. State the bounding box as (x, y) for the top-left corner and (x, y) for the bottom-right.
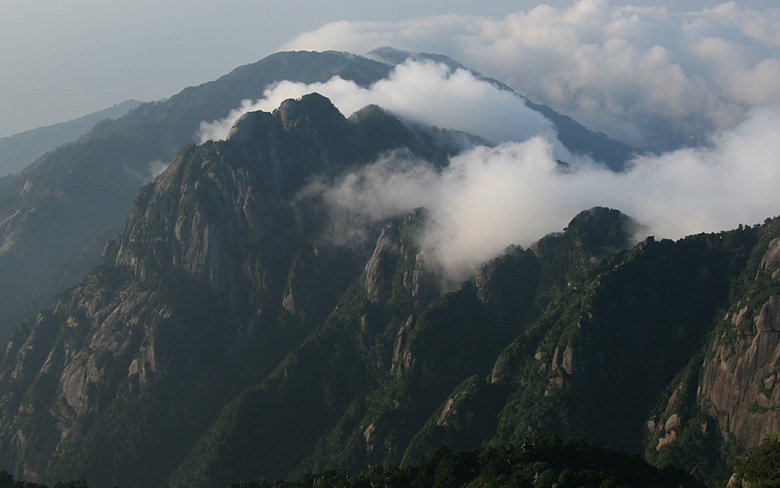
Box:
(531, 206), (638, 307)
(469, 219), (773, 486)
(0, 58), (777, 488)
(640, 220), (780, 484)
(165, 207), (643, 488)
(168, 205), (780, 488)
(5, 177), (776, 488)
(401, 375), (507, 466)
(644, 354), (742, 486)
(475, 245), (541, 327)
(229, 435), (702, 488)
(736, 432), (780, 487)
(0, 470), (87, 488)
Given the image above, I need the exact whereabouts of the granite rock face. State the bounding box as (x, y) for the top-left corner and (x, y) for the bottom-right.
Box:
(700, 241), (780, 449)
(0, 95), (472, 488)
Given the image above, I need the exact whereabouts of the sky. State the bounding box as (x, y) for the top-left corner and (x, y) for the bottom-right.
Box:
(1, 0), (778, 140)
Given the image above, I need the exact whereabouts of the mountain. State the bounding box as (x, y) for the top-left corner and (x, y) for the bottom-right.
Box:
(0, 89), (778, 488)
(0, 51), (413, 343)
(0, 94), (477, 488)
(0, 100), (142, 176)
(0, 50), (631, 344)
(366, 47), (635, 170)
(0, 135), (162, 342)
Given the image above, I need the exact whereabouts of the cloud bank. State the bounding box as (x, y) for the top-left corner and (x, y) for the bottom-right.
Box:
(283, 0), (780, 150)
(197, 1), (780, 286)
(312, 103), (780, 286)
(198, 59), (578, 159)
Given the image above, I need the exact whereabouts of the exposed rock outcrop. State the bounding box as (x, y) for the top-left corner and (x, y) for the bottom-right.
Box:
(365, 223), (400, 303)
(0, 94), (475, 488)
(700, 294), (780, 448)
(694, 231), (780, 451)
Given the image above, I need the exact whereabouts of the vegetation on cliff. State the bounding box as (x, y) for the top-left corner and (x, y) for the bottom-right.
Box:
(0, 88), (777, 488)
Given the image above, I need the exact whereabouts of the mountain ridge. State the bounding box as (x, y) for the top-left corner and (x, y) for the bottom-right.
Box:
(0, 100), (142, 176)
(0, 51), (776, 488)
(0, 93), (480, 488)
(0, 49), (629, 344)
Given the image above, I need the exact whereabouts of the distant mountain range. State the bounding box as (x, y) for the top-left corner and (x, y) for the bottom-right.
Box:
(0, 100), (142, 176)
(0, 49), (777, 488)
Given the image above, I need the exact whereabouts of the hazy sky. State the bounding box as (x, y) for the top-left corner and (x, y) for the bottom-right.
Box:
(1, 0), (777, 138)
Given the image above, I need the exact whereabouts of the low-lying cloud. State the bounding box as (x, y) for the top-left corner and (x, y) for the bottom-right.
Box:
(312, 103), (780, 286)
(198, 60), (580, 162)
(196, 1), (780, 286)
(283, 0), (780, 151)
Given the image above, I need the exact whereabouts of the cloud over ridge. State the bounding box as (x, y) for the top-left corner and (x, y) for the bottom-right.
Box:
(198, 59), (572, 158)
(195, 3), (780, 285)
(312, 103), (780, 285)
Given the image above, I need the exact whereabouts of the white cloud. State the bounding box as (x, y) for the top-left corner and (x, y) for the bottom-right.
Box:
(282, 0), (780, 151)
(198, 59), (579, 161)
(702, 1), (780, 47)
(312, 103), (780, 286)
(194, 1), (780, 287)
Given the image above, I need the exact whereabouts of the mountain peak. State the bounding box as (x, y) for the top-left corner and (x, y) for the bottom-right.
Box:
(226, 111), (274, 145)
(564, 206), (640, 252)
(275, 92), (343, 131)
(364, 47), (414, 64)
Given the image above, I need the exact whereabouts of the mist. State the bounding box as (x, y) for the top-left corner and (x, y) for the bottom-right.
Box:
(198, 60), (582, 163)
(194, 2), (780, 286)
(283, 0), (780, 151)
(311, 103), (780, 286)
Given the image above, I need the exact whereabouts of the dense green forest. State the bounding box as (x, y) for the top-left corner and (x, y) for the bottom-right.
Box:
(228, 434), (704, 488)
(8, 431), (780, 488)
(0, 434), (702, 488)
(0, 472), (86, 488)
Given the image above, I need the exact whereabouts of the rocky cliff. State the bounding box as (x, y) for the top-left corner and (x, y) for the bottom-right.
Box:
(0, 49), (635, 345)
(641, 221), (780, 483)
(0, 92), (778, 488)
(0, 94), (476, 488)
(0, 52), (400, 343)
